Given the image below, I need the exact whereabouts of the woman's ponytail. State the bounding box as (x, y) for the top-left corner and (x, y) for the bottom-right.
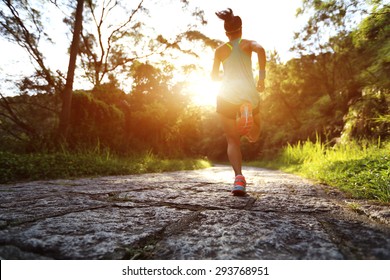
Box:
(215, 8), (242, 34)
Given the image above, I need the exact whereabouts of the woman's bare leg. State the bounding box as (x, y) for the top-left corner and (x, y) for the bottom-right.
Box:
(219, 114), (242, 176)
(246, 112), (260, 143)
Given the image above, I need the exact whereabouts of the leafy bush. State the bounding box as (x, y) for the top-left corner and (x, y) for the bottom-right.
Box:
(248, 140), (390, 203)
(0, 151), (211, 184)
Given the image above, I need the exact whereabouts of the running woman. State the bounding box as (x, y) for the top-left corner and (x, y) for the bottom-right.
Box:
(211, 8), (266, 196)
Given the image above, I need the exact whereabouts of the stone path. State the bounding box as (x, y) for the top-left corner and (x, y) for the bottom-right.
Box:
(0, 166), (389, 260)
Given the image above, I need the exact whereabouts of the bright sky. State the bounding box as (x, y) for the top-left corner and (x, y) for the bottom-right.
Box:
(197, 0), (305, 59)
(0, 0), (306, 106)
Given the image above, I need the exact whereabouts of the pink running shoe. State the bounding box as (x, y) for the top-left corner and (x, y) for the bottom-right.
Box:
(232, 175), (247, 196)
(236, 102), (253, 136)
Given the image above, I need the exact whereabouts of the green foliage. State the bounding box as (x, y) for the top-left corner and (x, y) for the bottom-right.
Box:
(282, 137), (326, 165)
(1, 0), (388, 178)
(0, 150), (211, 184)
(0, 93), (59, 152)
(69, 90), (125, 150)
(295, 0), (368, 54)
(0, 0), (62, 93)
(352, 4), (390, 89)
(258, 52), (347, 155)
(184, 31), (222, 49)
(77, 0), (209, 87)
(250, 139), (390, 203)
(126, 62), (204, 156)
(341, 88), (390, 141)
(196, 107), (226, 160)
(319, 155), (389, 202)
(256, 1), (389, 157)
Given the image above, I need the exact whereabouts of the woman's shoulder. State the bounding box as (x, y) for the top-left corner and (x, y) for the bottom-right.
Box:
(215, 43), (233, 62)
(215, 42), (232, 57)
(216, 42), (232, 50)
(240, 39), (264, 52)
(240, 39), (256, 46)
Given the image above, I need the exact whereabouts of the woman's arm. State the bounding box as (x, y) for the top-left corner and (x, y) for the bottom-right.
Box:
(251, 41), (266, 92)
(211, 50), (222, 81)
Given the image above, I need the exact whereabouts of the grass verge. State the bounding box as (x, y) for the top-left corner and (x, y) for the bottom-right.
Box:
(248, 139), (390, 203)
(0, 150), (211, 184)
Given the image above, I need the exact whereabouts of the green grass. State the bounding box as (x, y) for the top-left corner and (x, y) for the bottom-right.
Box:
(0, 150), (211, 184)
(248, 139), (390, 203)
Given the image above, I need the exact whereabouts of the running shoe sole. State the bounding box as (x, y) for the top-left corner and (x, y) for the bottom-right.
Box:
(232, 185), (246, 196)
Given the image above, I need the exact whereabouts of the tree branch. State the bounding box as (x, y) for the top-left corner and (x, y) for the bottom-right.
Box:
(104, 0), (145, 76)
(0, 92), (37, 135)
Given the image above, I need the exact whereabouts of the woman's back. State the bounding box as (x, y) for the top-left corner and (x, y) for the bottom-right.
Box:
(218, 38), (258, 106)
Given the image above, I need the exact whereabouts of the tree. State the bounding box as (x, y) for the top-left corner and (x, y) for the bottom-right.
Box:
(0, 0), (63, 149)
(292, 0), (371, 99)
(76, 0), (146, 86)
(126, 62), (186, 153)
(352, 3), (390, 89)
(58, 0), (84, 139)
(0, 0), (214, 150)
(0, 0), (64, 93)
(341, 3), (390, 140)
(0, 93), (59, 151)
(75, 0), (212, 88)
(68, 89), (125, 150)
(287, 0), (390, 141)
(294, 0), (369, 55)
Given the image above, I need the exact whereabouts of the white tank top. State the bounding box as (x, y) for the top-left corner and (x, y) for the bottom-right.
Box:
(218, 38), (259, 106)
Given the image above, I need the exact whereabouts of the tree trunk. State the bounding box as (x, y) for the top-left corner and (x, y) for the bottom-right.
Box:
(58, 0), (84, 140)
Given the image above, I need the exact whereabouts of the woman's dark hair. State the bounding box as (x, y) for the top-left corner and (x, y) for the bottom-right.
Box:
(215, 8), (242, 34)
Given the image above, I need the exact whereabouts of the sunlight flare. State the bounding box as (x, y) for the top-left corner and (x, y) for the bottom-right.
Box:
(186, 75), (220, 107)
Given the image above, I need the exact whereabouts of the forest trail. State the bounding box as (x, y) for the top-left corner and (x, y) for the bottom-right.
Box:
(0, 166), (389, 260)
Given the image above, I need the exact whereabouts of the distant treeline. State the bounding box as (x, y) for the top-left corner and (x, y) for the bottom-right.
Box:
(0, 1), (388, 160)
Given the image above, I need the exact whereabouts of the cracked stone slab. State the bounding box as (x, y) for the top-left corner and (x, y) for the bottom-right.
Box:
(317, 216), (390, 259)
(346, 200), (390, 225)
(116, 183), (253, 210)
(252, 194), (341, 213)
(0, 193), (108, 226)
(152, 210), (390, 260)
(152, 210), (344, 260)
(0, 245), (52, 260)
(0, 207), (191, 259)
(0, 165), (389, 260)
